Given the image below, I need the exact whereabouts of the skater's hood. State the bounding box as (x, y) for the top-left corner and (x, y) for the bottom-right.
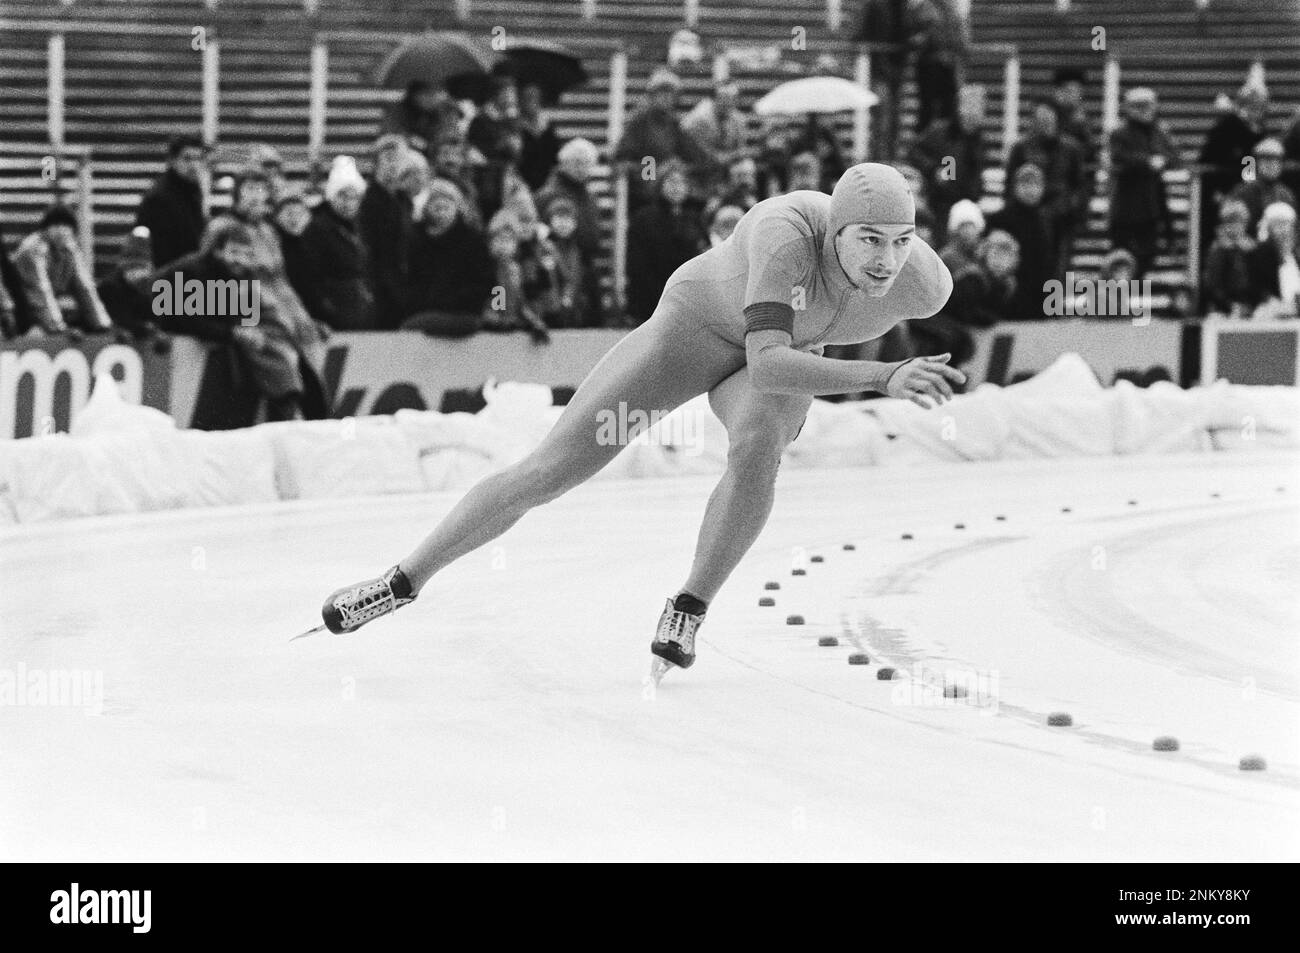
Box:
(824, 163), (916, 284)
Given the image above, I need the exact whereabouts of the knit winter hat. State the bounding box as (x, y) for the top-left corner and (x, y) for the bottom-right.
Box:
(1253, 137), (1285, 158)
(947, 198), (985, 234)
(1258, 200), (1297, 241)
(324, 155), (366, 200)
(828, 163), (916, 236)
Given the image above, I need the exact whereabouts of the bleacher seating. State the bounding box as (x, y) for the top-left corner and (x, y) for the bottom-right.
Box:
(1, 0), (1298, 315)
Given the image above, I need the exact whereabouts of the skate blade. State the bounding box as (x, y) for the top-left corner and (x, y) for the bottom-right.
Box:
(289, 623), (328, 643)
(649, 656), (676, 686)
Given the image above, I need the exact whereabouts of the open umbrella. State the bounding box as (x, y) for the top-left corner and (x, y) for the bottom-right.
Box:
(374, 31), (496, 92)
(498, 38), (588, 104)
(754, 77), (879, 116)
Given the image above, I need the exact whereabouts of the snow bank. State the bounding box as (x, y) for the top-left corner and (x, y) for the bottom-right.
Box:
(1, 356), (1296, 525)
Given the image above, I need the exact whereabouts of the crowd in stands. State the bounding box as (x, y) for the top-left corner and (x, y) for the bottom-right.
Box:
(3, 52), (1300, 417)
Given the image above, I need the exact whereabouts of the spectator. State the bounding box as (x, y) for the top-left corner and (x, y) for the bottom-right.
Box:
(1108, 87), (1182, 279)
(536, 138), (602, 287)
(1247, 201), (1300, 319)
(1202, 199), (1256, 317)
(613, 68), (708, 210)
(907, 82), (987, 248)
(1070, 248), (1143, 318)
(1198, 82), (1269, 258)
(758, 120), (793, 196)
(468, 75), (521, 165)
(539, 194), (595, 328)
(358, 134), (413, 328)
(273, 190), (322, 324)
(247, 143), (287, 201)
(714, 155), (761, 212)
(707, 204), (744, 247)
(944, 228), (1021, 334)
(1226, 138), (1296, 236)
(481, 210), (551, 342)
(96, 225), (160, 339)
(624, 161), (708, 325)
(938, 198), (985, 276)
(517, 82), (562, 192)
(788, 114), (847, 194)
(681, 81), (747, 188)
(473, 117), (531, 223)
(431, 137), (483, 229)
(300, 157), (377, 331)
(135, 134), (209, 268)
(11, 205), (113, 337)
(401, 178), (494, 336)
(986, 163), (1054, 320)
(911, 0), (965, 134)
(383, 79), (463, 159)
(1051, 68), (1097, 183)
(0, 222), (34, 339)
(786, 150), (824, 193)
(1281, 104), (1300, 200)
(221, 169), (329, 388)
(1007, 98), (1088, 278)
(156, 217), (324, 422)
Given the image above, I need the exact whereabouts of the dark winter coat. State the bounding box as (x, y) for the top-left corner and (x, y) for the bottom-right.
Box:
(1108, 118), (1182, 233)
(300, 205), (378, 331)
(135, 168), (207, 269)
(356, 179), (412, 330)
(403, 216), (495, 318)
(1007, 132), (1089, 225)
(987, 199), (1054, 320)
(625, 198), (708, 324)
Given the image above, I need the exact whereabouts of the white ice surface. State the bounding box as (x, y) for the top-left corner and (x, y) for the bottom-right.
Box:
(2, 452), (1297, 861)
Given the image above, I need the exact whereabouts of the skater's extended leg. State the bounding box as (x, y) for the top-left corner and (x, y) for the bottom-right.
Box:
(679, 366), (813, 603)
(397, 319), (741, 592)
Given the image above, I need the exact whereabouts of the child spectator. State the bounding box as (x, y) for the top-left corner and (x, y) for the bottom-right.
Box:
(987, 163), (1054, 319)
(11, 206), (114, 337)
(481, 210), (551, 343)
(1006, 98), (1089, 277)
(939, 199), (985, 276)
(1201, 198), (1257, 317)
(539, 194), (595, 328)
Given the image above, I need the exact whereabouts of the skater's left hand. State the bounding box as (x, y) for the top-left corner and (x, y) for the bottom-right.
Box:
(885, 353), (966, 409)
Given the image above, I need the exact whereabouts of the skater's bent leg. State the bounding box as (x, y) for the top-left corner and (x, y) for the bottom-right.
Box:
(680, 368), (812, 604)
(397, 319), (742, 592)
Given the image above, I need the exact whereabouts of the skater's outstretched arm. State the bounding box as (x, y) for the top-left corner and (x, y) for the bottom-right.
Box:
(745, 329), (965, 406)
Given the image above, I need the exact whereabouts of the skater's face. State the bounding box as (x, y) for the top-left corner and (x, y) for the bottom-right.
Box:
(835, 224), (915, 297)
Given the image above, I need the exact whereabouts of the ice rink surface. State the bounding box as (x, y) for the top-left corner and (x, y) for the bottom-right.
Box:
(3, 451), (1298, 861)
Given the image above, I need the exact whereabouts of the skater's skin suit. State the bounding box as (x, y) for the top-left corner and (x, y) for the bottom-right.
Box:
(398, 163), (953, 603)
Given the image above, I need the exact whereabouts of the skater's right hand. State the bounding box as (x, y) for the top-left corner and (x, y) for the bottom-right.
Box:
(885, 353), (966, 408)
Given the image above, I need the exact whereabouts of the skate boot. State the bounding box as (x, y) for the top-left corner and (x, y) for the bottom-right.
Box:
(321, 564), (417, 634)
(649, 597), (706, 683)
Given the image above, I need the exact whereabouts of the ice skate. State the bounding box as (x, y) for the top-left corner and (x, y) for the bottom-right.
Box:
(649, 598), (705, 684)
(316, 564), (417, 636)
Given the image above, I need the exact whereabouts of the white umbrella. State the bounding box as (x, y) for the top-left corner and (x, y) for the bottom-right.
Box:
(753, 77), (879, 116)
